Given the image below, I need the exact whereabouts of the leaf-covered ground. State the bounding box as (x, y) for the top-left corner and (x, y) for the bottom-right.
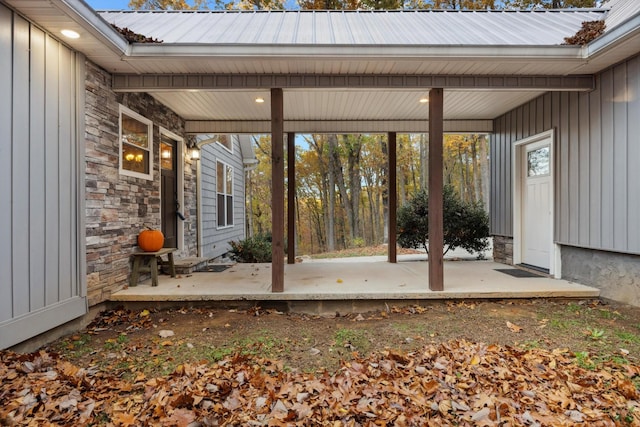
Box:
(2, 299), (640, 426)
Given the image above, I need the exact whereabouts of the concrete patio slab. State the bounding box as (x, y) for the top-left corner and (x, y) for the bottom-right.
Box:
(111, 258), (599, 305)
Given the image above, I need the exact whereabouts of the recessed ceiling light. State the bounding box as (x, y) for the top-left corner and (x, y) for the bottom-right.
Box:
(419, 97), (429, 104)
(255, 97), (265, 103)
(61, 29), (80, 39)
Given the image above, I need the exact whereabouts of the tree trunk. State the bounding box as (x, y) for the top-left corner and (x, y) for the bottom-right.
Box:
(419, 133), (428, 190)
(380, 136), (389, 243)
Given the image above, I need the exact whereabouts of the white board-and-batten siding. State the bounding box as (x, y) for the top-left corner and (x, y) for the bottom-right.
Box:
(0, 4), (86, 349)
(491, 54), (640, 255)
(200, 137), (246, 259)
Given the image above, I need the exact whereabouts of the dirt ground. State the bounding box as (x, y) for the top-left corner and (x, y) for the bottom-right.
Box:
(47, 298), (640, 378)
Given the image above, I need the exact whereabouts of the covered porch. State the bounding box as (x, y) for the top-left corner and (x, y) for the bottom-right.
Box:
(111, 257), (599, 312)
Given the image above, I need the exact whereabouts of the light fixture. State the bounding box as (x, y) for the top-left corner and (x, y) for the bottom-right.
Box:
(190, 147), (200, 161)
(161, 149), (172, 159)
(255, 97), (265, 104)
(135, 154), (144, 163)
(61, 29), (80, 39)
(125, 153), (135, 162)
(419, 97), (429, 104)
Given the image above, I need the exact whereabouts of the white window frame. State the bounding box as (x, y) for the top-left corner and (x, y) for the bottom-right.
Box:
(119, 104), (153, 180)
(216, 160), (234, 229)
(214, 134), (234, 154)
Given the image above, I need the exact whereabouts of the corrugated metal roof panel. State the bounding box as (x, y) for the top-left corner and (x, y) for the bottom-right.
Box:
(98, 9), (606, 47)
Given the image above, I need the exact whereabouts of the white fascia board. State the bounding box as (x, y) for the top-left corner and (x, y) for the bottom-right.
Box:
(127, 43), (585, 61)
(53, 0), (129, 56)
(586, 12), (640, 58)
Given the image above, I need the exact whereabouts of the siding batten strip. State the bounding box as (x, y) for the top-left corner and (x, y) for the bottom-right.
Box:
(627, 57), (640, 253)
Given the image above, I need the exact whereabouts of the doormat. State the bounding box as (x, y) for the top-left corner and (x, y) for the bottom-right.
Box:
(197, 264), (231, 273)
(495, 268), (543, 278)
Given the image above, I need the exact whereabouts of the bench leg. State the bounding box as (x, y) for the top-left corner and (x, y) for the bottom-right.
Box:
(151, 256), (159, 287)
(167, 252), (176, 278)
(130, 257), (142, 287)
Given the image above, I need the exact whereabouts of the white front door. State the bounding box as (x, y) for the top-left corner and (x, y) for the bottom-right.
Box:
(521, 139), (552, 270)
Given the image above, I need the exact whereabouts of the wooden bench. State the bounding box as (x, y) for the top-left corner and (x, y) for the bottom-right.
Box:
(130, 248), (177, 287)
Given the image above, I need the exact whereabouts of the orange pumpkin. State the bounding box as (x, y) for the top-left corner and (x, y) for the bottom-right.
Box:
(138, 228), (164, 252)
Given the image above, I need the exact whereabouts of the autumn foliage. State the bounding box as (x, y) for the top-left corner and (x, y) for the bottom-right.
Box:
(2, 339), (639, 425)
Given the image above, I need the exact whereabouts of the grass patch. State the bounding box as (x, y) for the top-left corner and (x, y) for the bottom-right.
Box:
(334, 328), (371, 353)
(616, 331), (640, 344)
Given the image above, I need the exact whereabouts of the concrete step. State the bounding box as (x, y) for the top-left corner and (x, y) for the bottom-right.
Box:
(168, 257), (210, 275)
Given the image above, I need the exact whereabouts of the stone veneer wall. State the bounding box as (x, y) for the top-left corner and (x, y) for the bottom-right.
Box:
(492, 235), (513, 265)
(562, 246), (640, 307)
(84, 61), (197, 306)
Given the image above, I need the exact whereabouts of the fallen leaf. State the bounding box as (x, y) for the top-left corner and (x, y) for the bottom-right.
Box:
(506, 321), (523, 333)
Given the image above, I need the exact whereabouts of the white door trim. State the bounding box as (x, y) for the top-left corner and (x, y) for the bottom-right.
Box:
(512, 129), (561, 278)
(159, 127), (185, 254)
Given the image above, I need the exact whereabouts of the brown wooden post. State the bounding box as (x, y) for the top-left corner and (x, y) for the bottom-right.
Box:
(287, 132), (296, 264)
(388, 132), (397, 263)
(271, 88), (285, 292)
(429, 88), (444, 291)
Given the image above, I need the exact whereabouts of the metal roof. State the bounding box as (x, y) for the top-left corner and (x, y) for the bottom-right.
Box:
(97, 9), (605, 47)
(3, 0), (640, 133)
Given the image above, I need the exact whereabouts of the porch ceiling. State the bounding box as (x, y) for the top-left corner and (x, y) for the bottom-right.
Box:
(150, 88), (544, 134)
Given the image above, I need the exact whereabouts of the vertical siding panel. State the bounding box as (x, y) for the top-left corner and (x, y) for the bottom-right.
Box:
(508, 112), (516, 235)
(543, 93), (552, 132)
(627, 57), (640, 252)
(613, 64), (628, 250)
(536, 96), (544, 134)
(589, 76), (602, 248)
(627, 57), (640, 253)
(494, 120), (501, 234)
(568, 92), (580, 244)
(58, 46), (73, 301)
(29, 27), (46, 311)
(490, 129), (498, 233)
(12, 16), (30, 317)
(551, 92), (562, 242)
(522, 103), (530, 139)
(0, 5), (13, 322)
(44, 36), (60, 305)
(601, 69), (615, 250)
(529, 99), (536, 136)
(578, 92), (590, 247)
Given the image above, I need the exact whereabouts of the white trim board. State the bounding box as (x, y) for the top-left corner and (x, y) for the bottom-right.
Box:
(512, 129), (561, 279)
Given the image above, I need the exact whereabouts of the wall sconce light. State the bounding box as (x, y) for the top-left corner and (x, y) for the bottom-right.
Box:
(125, 153), (135, 162)
(255, 97), (265, 104)
(190, 147), (200, 161)
(161, 149), (172, 159)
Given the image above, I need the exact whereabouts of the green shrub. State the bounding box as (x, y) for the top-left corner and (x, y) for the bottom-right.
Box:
(397, 185), (490, 257)
(229, 234), (272, 263)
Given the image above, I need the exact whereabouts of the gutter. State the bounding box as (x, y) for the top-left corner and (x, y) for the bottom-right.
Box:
(51, 0), (130, 56)
(126, 44), (586, 62)
(586, 11), (640, 59)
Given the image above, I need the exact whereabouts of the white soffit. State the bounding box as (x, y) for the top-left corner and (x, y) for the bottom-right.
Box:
(149, 89), (542, 122)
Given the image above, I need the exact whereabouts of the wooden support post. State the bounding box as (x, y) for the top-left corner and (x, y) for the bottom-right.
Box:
(429, 88), (444, 291)
(271, 88), (285, 292)
(287, 132), (296, 264)
(388, 132), (397, 264)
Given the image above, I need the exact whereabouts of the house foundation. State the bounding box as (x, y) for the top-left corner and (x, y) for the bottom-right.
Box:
(562, 246), (640, 307)
(492, 235), (513, 265)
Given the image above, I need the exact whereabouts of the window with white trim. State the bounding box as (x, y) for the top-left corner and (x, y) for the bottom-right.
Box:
(214, 134), (233, 153)
(217, 161), (234, 228)
(119, 105), (153, 180)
